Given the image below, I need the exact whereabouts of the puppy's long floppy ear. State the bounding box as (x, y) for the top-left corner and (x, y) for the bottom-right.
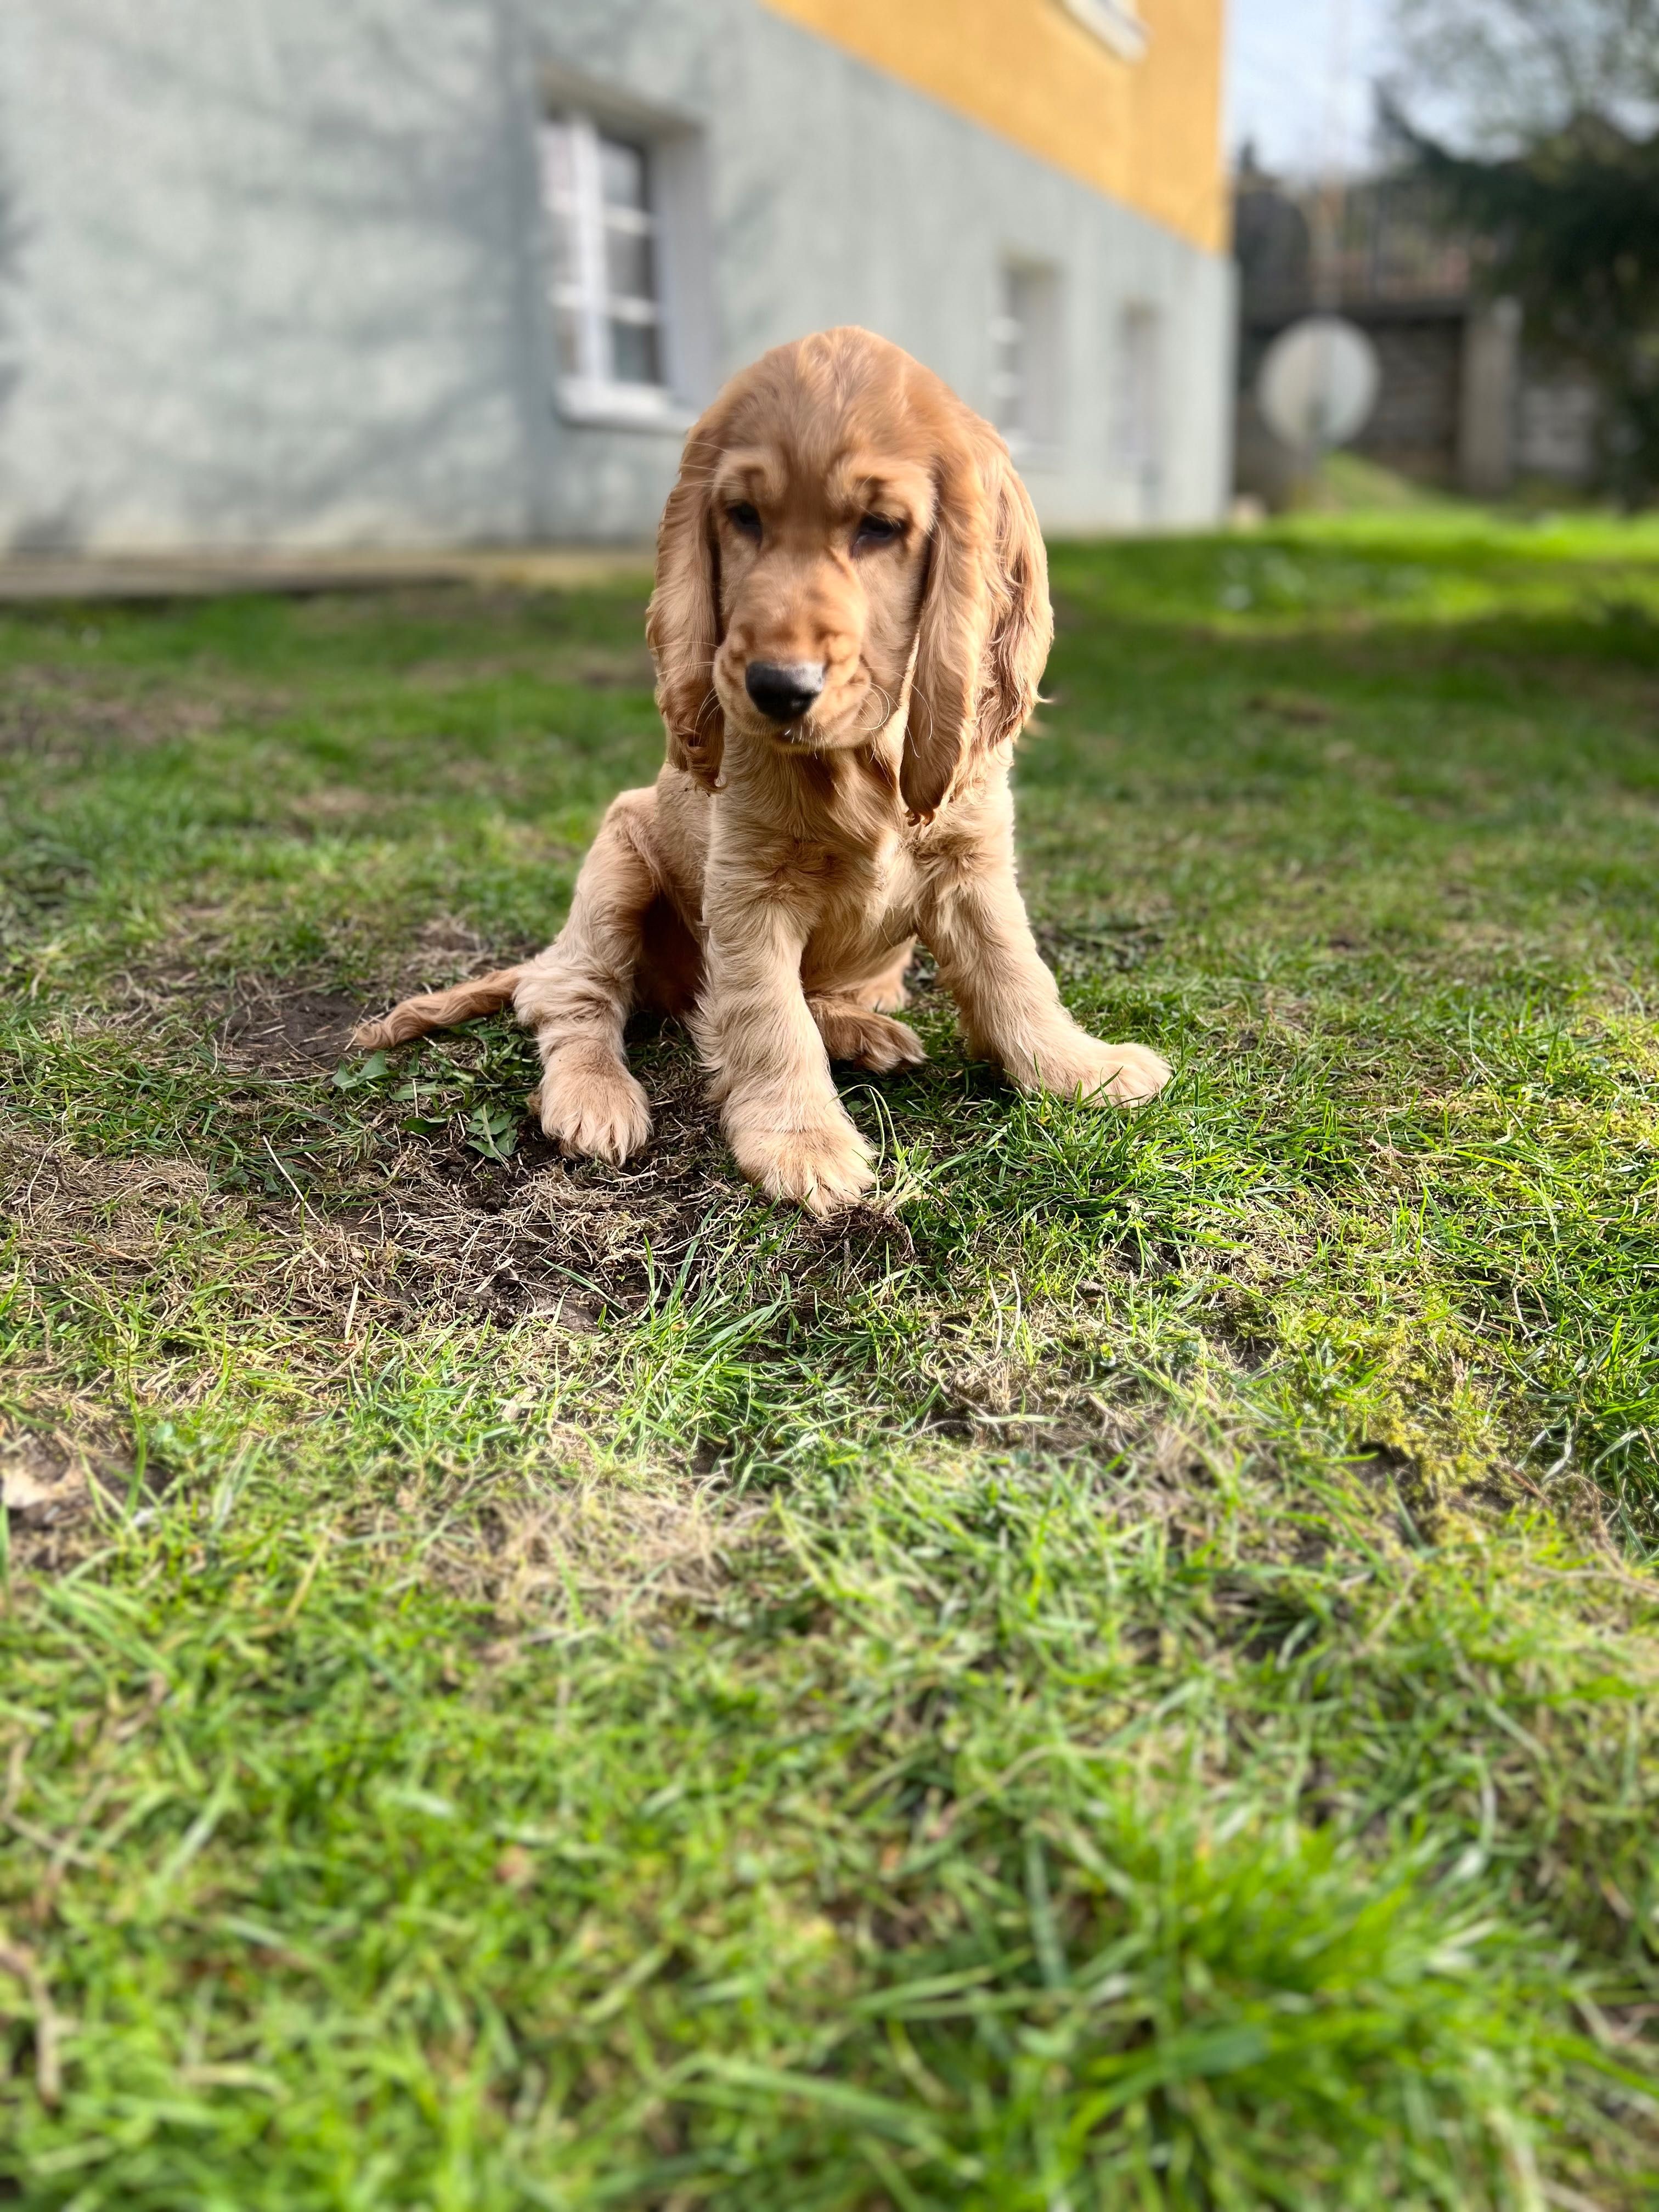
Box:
(646, 427), (725, 793)
(902, 441), (991, 823)
(983, 461), (1053, 751)
(902, 431), (1053, 822)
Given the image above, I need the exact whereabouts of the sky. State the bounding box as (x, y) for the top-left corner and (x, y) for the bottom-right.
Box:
(1226, 0), (1393, 178)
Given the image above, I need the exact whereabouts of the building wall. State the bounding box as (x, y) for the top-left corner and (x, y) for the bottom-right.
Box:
(759, 0), (1228, 255)
(0, 0), (1233, 552)
(0, 0), (548, 552)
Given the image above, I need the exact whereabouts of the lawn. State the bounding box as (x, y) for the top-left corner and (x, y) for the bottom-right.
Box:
(2, 512), (1658, 2209)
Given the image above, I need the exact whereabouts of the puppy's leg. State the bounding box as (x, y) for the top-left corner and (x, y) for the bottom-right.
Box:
(515, 789), (662, 1164)
(806, 995), (926, 1074)
(920, 854), (1170, 1107)
(695, 877), (874, 1216)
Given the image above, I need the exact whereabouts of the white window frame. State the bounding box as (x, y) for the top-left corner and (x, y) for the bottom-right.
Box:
(990, 294), (1026, 443)
(1114, 301), (1164, 518)
(541, 112), (681, 428)
(1059, 0), (1147, 63)
(991, 262), (1064, 460)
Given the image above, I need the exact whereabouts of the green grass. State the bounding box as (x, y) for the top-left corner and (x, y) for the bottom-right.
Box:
(1, 516), (1657, 2208)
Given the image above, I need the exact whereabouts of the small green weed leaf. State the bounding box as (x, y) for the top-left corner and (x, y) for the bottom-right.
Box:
(465, 1103), (520, 1159)
(332, 1049), (388, 1091)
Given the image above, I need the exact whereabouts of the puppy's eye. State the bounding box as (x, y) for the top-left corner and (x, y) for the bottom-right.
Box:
(854, 513), (903, 549)
(727, 501), (761, 537)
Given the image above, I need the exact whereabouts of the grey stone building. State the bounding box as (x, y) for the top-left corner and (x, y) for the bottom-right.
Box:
(0, 1), (1234, 554)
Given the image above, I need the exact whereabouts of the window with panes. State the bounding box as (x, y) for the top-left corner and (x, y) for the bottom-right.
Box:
(540, 115), (667, 413)
(990, 263), (1063, 454)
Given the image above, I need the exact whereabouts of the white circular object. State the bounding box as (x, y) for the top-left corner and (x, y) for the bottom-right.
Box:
(1257, 316), (1381, 452)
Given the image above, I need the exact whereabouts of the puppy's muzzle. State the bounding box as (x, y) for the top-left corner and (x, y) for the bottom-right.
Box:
(744, 659), (825, 724)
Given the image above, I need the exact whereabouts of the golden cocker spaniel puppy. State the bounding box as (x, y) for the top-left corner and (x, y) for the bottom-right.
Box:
(354, 326), (1171, 1213)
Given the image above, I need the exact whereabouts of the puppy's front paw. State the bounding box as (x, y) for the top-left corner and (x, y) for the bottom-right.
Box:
(539, 1043), (652, 1164)
(729, 1111), (876, 1216)
(1032, 1037), (1172, 1107)
(813, 1006), (927, 1074)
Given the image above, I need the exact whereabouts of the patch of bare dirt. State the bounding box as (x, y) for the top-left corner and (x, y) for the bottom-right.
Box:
(2, 998), (935, 1397)
(285, 787), (378, 823)
(1035, 918), (1163, 981)
(345, 1042), (753, 1328)
(407, 914), (501, 974)
(109, 922), (523, 1073)
(0, 1038), (724, 1354)
(573, 647), (658, 689)
(0, 1109), (796, 1594)
(218, 979), (365, 1073)
(1247, 689), (1336, 727)
(396, 641), (657, 693)
(449, 1471), (775, 1628)
(2, 1434), (90, 1522)
(338, 916), (545, 1013)
(1, 1425), (134, 1575)
(0, 665), (285, 761)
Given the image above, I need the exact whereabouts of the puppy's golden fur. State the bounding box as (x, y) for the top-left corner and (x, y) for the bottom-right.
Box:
(355, 328), (1170, 1212)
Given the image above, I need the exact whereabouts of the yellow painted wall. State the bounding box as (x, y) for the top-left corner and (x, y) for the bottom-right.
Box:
(758, 0), (1228, 255)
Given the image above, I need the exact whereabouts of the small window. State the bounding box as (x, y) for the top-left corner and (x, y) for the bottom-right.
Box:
(1059, 0), (1147, 62)
(990, 263), (1063, 456)
(541, 114), (672, 422)
(1114, 303), (1163, 512)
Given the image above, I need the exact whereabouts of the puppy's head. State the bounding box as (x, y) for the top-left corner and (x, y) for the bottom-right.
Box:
(647, 326), (1051, 817)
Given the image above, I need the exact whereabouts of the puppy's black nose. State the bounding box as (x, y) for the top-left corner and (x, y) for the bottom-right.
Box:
(744, 659), (825, 724)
